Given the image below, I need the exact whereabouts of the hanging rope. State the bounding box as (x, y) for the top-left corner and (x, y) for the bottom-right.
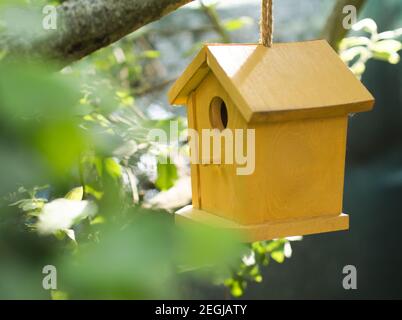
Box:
(260, 0), (273, 47)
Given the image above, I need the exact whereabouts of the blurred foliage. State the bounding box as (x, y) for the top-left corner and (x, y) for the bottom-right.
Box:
(6, 0), (395, 300)
(0, 57), (244, 296)
(185, 1), (253, 57)
(340, 18), (402, 77)
(0, 0), (257, 299)
(223, 238), (299, 297)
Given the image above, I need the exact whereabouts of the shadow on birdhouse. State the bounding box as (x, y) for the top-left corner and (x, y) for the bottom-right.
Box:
(168, 40), (374, 242)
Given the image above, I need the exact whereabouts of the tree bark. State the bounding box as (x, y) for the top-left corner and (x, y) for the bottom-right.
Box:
(1, 0), (194, 65)
(321, 0), (368, 50)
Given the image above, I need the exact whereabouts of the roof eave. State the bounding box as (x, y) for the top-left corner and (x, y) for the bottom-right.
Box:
(168, 45), (254, 122)
(168, 46), (209, 105)
(248, 98), (375, 123)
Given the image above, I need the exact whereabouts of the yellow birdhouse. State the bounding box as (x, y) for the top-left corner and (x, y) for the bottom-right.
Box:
(168, 40), (374, 242)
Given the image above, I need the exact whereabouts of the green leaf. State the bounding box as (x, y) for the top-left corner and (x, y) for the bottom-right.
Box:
(340, 46), (370, 63)
(224, 17), (253, 32)
(339, 37), (371, 51)
(116, 91), (135, 107)
(230, 280), (244, 298)
(372, 40), (402, 54)
(104, 158), (122, 179)
(155, 158), (178, 191)
(271, 251), (285, 263)
(378, 28), (402, 40)
(85, 185), (104, 200)
(64, 229), (76, 242)
(389, 53), (401, 64)
(352, 18), (378, 35)
(51, 290), (69, 300)
(54, 230), (66, 240)
(21, 201), (40, 212)
(350, 61), (366, 76)
(372, 51), (400, 64)
(265, 239), (286, 252)
(90, 215), (106, 225)
(142, 50), (161, 59)
(65, 187), (84, 201)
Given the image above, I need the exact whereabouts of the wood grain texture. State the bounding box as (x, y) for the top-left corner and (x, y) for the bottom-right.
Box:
(176, 205), (349, 243)
(249, 115), (348, 223)
(186, 72), (348, 227)
(193, 72), (248, 222)
(187, 92), (201, 208)
(168, 40), (375, 123)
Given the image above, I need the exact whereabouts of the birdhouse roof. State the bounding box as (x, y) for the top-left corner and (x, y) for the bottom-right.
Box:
(168, 40), (374, 123)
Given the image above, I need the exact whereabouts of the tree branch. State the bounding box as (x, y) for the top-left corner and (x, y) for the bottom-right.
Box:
(1, 0), (194, 64)
(321, 0), (367, 50)
(199, 1), (231, 43)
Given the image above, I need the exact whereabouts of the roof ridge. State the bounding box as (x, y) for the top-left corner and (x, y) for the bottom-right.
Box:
(168, 40), (374, 123)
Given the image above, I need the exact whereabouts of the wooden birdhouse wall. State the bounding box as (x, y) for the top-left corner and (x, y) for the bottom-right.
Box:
(188, 72), (248, 223)
(249, 116), (348, 224)
(188, 72), (349, 226)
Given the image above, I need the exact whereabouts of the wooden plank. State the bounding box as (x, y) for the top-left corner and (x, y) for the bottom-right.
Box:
(251, 116), (348, 223)
(176, 205), (349, 243)
(194, 73), (248, 222)
(187, 92), (201, 208)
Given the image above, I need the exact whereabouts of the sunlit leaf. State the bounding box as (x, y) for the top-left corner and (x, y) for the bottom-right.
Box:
(104, 158), (122, 180)
(90, 215), (106, 225)
(64, 229), (76, 242)
(65, 187), (84, 201)
(372, 51), (400, 64)
(36, 199), (97, 235)
(372, 40), (402, 54)
(352, 18), (378, 34)
(339, 37), (371, 51)
(51, 290), (69, 301)
(141, 50), (161, 59)
(224, 17), (253, 31)
(230, 280), (243, 297)
(340, 46), (370, 63)
(155, 158), (178, 191)
(350, 61), (366, 76)
(388, 53), (401, 64)
(378, 28), (402, 40)
(271, 251), (285, 263)
(85, 185), (104, 200)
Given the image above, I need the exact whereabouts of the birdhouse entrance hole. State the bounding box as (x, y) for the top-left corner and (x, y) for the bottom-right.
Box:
(209, 97), (228, 130)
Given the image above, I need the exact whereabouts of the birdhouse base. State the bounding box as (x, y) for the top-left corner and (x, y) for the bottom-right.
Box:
(175, 205), (349, 242)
